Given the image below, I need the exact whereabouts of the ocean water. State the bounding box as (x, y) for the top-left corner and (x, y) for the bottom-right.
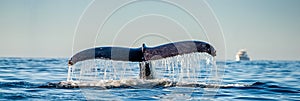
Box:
(0, 57), (299, 100)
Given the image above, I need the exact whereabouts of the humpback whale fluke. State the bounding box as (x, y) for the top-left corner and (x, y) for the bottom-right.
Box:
(68, 40), (216, 79)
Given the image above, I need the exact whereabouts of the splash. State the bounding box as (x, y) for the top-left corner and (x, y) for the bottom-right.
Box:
(69, 60), (139, 82)
(149, 53), (218, 83)
(66, 52), (220, 88)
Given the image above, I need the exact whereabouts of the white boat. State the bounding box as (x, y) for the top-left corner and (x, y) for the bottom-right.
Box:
(235, 49), (250, 61)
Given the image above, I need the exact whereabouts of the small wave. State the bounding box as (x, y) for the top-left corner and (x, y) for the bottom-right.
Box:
(2, 80), (299, 95)
(45, 79), (255, 89)
(248, 81), (300, 94)
(0, 81), (40, 88)
(234, 97), (275, 100)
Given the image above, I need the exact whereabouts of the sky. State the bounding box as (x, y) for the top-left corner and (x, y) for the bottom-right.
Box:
(0, 0), (299, 60)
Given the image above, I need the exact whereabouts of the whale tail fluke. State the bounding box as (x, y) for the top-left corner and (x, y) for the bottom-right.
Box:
(68, 40), (216, 66)
(68, 40), (216, 80)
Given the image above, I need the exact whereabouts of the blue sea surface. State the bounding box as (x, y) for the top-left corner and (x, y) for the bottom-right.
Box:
(0, 57), (299, 100)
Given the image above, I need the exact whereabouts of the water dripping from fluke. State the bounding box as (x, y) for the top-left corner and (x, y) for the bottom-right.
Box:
(62, 40), (222, 89)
